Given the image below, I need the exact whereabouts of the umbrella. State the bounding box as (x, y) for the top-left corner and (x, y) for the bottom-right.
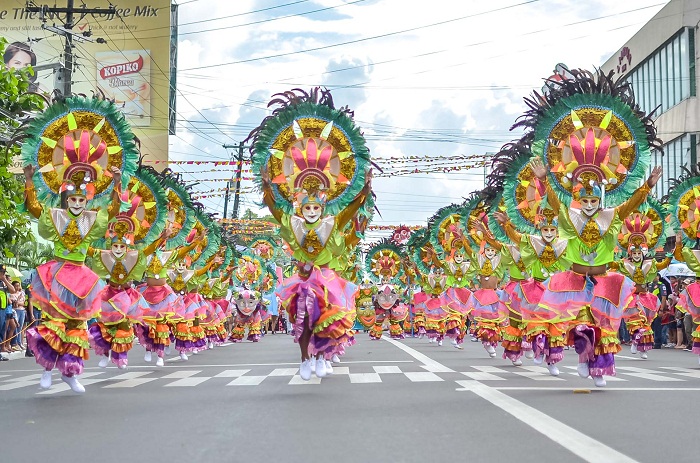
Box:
(659, 263), (695, 278)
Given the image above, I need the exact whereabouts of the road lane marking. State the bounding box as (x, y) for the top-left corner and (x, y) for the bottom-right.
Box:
(349, 373), (382, 383)
(373, 365), (402, 374)
(164, 377), (210, 387)
(227, 376), (266, 386)
(456, 380), (640, 463)
(214, 369), (251, 377)
(386, 337), (640, 463)
(382, 337), (454, 372)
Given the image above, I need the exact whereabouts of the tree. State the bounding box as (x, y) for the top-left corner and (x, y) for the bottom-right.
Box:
(0, 37), (46, 258)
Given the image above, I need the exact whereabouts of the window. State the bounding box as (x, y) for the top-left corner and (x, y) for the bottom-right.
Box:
(651, 134), (692, 198)
(625, 28), (693, 117)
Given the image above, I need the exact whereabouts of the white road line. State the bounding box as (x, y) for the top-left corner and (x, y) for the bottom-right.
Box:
(404, 372), (443, 382)
(268, 368), (299, 376)
(331, 367), (350, 375)
(214, 369), (251, 378)
(566, 372), (627, 381)
(456, 380), (639, 463)
(162, 370), (201, 379)
(164, 377), (210, 387)
(493, 387), (700, 391)
(108, 371), (154, 380)
(382, 337), (454, 372)
(659, 367), (700, 379)
(616, 366), (685, 382)
(461, 372), (506, 381)
(373, 365), (402, 374)
(227, 376), (266, 386)
(288, 375), (322, 385)
(37, 378), (109, 395)
(349, 373), (382, 383)
(104, 378), (157, 388)
(387, 335), (639, 463)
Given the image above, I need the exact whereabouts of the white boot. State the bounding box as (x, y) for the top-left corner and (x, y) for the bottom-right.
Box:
(144, 351), (152, 362)
(315, 357), (327, 378)
(310, 357), (316, 373)
(428, 337), (435, 343)
(331, 354), (341, 364)
(180, 352), (188, 361)
(98, 356), (109, 368)
(325, 360), (334, 375)
(485, 344), (496, 357)
(156, 356), (164, 367)
(524, 350), (535, 360)
(39, 371), (52, 390)
(299, 359), (312, 381)
(593, 376), (607, 387)
(533, 354), (543, 365)
(547, 363), (560, 376)
(118, 362), (127, 369)
(577, 362), (590, 378)
(437, 339), (443, 346)
(164, 344), (171, 355)
(451, 338), (457, 346)
(512, 359), (523, 366)
(630, 342), (638, 355)
(61, 375), (85, 394)
(640, 352), (648, 359)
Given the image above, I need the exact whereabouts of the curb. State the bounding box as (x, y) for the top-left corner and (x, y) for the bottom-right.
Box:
(0, 350), (27, 361)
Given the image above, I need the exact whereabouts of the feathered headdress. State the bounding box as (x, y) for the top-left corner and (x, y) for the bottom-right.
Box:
(365, 239), (405, 285)
(161, 169), (197, 250)
(666, 164), (700, 247)
(248, 87), (371, 216)
(19, 95), (138, 207)
(427, 203), (467, 261)
(125, 165), (168, 247)
(512, 68), (661, 208)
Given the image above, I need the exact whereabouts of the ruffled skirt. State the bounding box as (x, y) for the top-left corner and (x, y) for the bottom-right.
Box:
(31, 261), (104, 320)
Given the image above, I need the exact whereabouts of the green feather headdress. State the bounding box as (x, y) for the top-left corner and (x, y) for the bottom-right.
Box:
(666, 164), (700, 247)
(19, 95), (139, 208)
(161, 169), (197, 250)
(247, 88), (371, 216)
(365, 238), (406, 285)
(192, 209), (221, 268)
(512, 69), (661, 207)
(427, 203), (466, 259)
(128, 165), (168, 247)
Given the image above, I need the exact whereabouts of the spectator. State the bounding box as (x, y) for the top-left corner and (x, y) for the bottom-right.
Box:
(0, 265), (18, 358)
(651, 273), (670, 349)
(11, 280), (26, 350)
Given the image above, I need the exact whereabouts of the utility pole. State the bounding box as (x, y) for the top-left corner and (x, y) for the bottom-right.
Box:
(222, 142), (246, 219)
(25, 1), (115, 96)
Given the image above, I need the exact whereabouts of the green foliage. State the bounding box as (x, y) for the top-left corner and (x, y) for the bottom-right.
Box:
(0, 37), (46, 258)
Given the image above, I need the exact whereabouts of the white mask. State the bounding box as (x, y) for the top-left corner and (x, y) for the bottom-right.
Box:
(580, 197), (600, 217)
(301, 203), (323, 223)
(67, 195), (87, 216)
(111, 243), (127, 258)
(540, 226), (558, 243)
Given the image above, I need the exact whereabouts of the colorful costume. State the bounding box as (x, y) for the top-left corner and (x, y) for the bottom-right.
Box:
(229, 253), (272, 343)
(514, 69), (661, 387)
(667, 167), (700, 362)
(615, 199), (674, 359)
(250, 88), (371, 380)
(21, 95), (138, 392)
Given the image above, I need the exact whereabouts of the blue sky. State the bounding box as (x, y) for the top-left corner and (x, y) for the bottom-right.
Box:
(169, 0), (668, 240)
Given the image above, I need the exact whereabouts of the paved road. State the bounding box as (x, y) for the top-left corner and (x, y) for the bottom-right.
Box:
(1, 333), (698, 463)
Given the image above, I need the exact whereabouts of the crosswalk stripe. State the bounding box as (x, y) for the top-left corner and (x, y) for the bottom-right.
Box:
(349, 373), (382, 383)
(227, 376), (266, 386)
(267, 368), (298, 376)
(164, 377), (210, 387)
(566, 372), (627, 381)
(104, 378), (158, 388)
(461, 372), (506, 381)
(616, 366), (685, 382)
(214, 369), (251, 378)
(404, 372), (443, 382)
(162, 370), (202, 379)
(288, 375), (322, 385)
(660, 367), (700, 379)
(37, 378), (108, 395)
(373, 365), (402, 374)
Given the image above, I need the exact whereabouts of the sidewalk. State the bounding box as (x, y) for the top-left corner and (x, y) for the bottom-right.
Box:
(0, 350), (26, 361)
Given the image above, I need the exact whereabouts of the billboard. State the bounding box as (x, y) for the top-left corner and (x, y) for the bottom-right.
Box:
(0, 0), (174, 166)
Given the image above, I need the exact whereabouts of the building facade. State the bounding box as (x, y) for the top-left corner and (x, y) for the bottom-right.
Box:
(600, 0), (699, 199)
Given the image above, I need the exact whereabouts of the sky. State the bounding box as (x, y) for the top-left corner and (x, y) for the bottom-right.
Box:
(101, 0), (677, 240)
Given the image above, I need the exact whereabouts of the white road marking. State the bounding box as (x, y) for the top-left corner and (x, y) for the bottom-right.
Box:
(109, 371), (154, 380)
(267, 368), (299, 376)
(227, 376), (266, 386)
(349, 373), (382, 383)
(104, 378), (157, 388)
(162, 370), (201, 379)
(37, 376), (109, 395)
(493, 387), (700, 391)
(660, 367), (700, 379)
(388, 337), (640, 463)
(214, 369), (251, 378)
(331, 367), (350, 375)
(404, 371), (443, 382)
(288, 375), (322, 385)
(566, 372), (627, 381)
(382, 337), (454, 372)
(461, 372), (506, 381)
(616, 366), (685, 382)
(164, 377), (210, 387)
(456, 380), (640, 463)
(373, 365), (402, 374)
